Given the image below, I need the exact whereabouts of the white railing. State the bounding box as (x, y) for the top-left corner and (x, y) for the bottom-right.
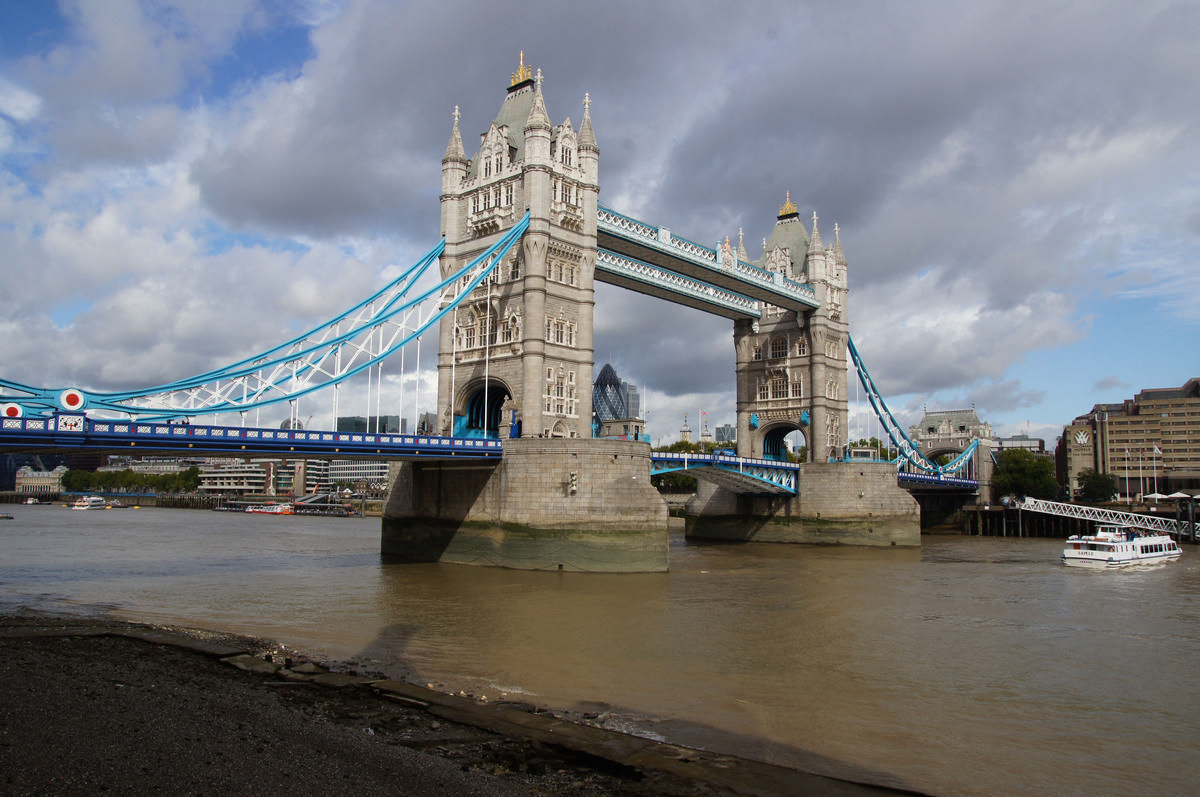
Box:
(1019, 497), (1199, 536)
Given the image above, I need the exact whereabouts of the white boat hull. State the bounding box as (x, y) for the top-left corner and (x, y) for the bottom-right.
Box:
(1062, 525), (1181, 569)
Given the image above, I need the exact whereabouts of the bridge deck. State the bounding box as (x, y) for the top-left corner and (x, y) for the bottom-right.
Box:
(651, 451), (800, 495)
(597, 207), (819, 314)
(0, 415), (501, 461)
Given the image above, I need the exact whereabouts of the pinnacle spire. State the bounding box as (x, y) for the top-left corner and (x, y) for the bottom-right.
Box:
(525, 66), (551, 131)
(578, 92), (598, 151)
(808, 210), (823, 251)
(833, 221), (847, 264)
(443, 105), (466, 162)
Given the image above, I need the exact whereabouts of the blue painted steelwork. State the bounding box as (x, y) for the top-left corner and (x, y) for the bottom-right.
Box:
(0, 214), (530, 421)
(897, 471), (979, 489)
(651, 451), (799, 495)
(847, 334), (976, 477)
(594, 249), (761, 319)
(597, 206), (818, 314)
(0, 414), (501, 460)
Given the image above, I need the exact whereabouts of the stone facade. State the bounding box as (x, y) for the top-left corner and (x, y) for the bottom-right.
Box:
(436, 55), (599, 440)
(908, 406), (996, 495)
(14, 464), (68, 495)
(685, 463), (920, 546)
(381, 438), (668, 571)
(734, 199), (849, 464)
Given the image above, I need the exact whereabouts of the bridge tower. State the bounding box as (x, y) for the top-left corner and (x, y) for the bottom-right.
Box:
(385, 56), (669, 572)
(733, 198), (849, 463)
(436, 54), (598, 440)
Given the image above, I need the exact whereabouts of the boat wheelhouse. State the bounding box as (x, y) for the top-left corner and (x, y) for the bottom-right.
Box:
(1062, 525), (1181, 569)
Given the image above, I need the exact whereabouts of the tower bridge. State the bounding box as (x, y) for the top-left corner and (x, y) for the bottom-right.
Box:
(1, 56), (988, 570)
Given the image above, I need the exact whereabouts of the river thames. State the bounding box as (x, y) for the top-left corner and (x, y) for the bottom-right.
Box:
(3, 504), (1198, 796)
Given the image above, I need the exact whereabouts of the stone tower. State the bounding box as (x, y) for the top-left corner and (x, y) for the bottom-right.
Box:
(733, 196), (849, 463)
(437, 54), (599, 439)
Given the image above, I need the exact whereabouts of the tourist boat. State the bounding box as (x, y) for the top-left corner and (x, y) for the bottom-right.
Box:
(71, 496), (108, 510)
(245, 503), (293, 515)
(1062, 525), (1182, 568)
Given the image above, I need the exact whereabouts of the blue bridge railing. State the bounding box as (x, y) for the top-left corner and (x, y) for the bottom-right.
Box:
(0, 414), (502, 460)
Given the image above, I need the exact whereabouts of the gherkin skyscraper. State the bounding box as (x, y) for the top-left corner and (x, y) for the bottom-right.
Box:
(593, 363), (625, 423)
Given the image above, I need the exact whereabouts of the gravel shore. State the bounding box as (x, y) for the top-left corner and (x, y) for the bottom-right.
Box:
(0, 615), (918, 796)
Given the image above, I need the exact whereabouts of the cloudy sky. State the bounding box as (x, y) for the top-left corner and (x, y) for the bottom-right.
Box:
(2, 0), (1197, 446)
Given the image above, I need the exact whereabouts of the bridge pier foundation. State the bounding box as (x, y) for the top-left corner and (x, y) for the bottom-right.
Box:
(381, 439), (669, 571)
(685, 462), (920, 546)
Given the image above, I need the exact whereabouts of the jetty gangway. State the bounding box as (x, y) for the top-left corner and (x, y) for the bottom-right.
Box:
(1018, 497), (1199, 538)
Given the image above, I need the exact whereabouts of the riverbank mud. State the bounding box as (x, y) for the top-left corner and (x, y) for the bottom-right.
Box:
(0, 614), (918, 796)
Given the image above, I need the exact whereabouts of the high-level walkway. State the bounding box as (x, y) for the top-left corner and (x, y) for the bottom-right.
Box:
(596, 207), (819, 317)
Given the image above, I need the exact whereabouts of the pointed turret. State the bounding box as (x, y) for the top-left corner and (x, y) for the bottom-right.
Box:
(441, 105), (468, 236)
(759, 191), (809, 278)
(805, 210), (828, 284)
(443, 105), (466, 164)
(833, 222), (847, 266)
(524, 68), (552, 134)
(807, 211), (824, 254)
(578, 93), (598, 152)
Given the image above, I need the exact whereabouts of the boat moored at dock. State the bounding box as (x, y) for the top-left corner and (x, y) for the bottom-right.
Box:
(1062, 525), (1181, 569)
(245, 503), (293, 515)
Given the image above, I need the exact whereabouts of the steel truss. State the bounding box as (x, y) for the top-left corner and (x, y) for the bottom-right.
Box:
(1, 214), (530, 421)
(1019, 497), (1200, 537)
(651, 452), (799, 495)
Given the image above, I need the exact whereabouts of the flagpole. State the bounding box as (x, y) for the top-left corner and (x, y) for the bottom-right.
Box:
(1147, 444), (1156, 494)
(1125, 447), (1131, 503)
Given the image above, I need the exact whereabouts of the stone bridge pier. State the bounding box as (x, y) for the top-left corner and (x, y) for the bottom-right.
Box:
(685, 462), (920, 546)
(382, 438), (669, 571)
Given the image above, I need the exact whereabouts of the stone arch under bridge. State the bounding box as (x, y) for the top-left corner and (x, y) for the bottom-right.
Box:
(451, 377), (513, 439)
(759, 419), (809, 462)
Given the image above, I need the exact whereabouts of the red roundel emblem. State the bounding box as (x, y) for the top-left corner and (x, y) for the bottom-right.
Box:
(1, 403), (23, 418)
(59, 388), (86, 410)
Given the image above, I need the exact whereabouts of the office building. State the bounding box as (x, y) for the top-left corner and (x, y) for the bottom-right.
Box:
(1059, 378), (1200, 498)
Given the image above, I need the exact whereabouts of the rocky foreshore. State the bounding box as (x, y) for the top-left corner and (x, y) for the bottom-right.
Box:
(0, 614), (917, 796)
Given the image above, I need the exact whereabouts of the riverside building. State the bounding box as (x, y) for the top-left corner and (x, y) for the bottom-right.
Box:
(1059, 378), (1200, 499)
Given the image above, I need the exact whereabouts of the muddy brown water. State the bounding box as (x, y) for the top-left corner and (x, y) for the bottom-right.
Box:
(3, 505), (1198, 796)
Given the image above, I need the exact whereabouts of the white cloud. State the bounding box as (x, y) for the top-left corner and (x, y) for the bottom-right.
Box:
(0, 0), (1196, 440)
(0, 77), (41, 123)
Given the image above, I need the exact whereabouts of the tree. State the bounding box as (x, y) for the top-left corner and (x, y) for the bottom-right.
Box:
(652, 441), (699, 491)
(992, 448), (1058, 501)
(1076, 468), (1118, 502)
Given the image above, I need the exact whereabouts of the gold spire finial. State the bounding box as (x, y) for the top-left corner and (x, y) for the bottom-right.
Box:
(779, 191), (798, 217)
(510, 51), (532, 87)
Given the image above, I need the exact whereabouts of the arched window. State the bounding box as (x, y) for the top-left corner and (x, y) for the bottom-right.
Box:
(796, 337), (808, 357)
(464, 312), (477, 349)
